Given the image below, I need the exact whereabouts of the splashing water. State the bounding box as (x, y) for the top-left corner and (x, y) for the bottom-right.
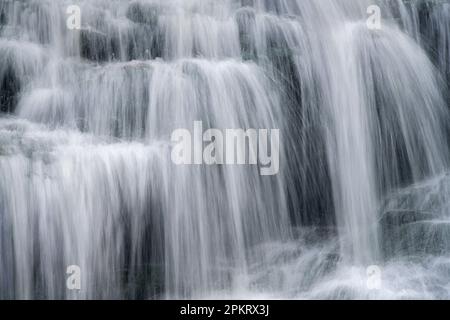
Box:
(1, 0), (450, 299)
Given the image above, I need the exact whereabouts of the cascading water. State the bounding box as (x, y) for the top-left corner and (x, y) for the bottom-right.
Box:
(1, 0), (450, 299)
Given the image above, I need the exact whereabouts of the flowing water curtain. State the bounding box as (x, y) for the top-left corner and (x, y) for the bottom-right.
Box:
(0, 0), (292, 299)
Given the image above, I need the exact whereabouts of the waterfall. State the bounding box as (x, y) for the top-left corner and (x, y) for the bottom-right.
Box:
(1, 0), (450, 299)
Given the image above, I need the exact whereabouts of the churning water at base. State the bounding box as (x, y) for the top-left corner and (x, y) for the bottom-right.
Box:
(1, 0), (450, 299)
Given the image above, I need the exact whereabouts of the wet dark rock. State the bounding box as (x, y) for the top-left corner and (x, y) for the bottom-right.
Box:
(80, 28), (120, 62)
(240, 0), (255, 7)
(402, 1), (450, 73)
(124, 24), (164, 60)
(385, 220), (450, 256)
(380, 210), (435, 227)
(121, 264), (164, 299)
(427, 2), (450, 83)
(293, 227), (338, 243)
(126, 2), (159, 27)
(235, 7), (257, 61)
(380, 210), (450, 257)
(249, 237), (340, 295)
(34, 3), (53, 44)
(382, 173), (450, 215)
(0, 65), (21, 113)
(0, 5), (7, 27)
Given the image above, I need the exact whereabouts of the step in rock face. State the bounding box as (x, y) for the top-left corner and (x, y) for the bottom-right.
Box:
(0, 39), (46, 114)
(380, 173), (450, 258)
(381, 210), (436, 227)
(383, 173), (450, 217)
